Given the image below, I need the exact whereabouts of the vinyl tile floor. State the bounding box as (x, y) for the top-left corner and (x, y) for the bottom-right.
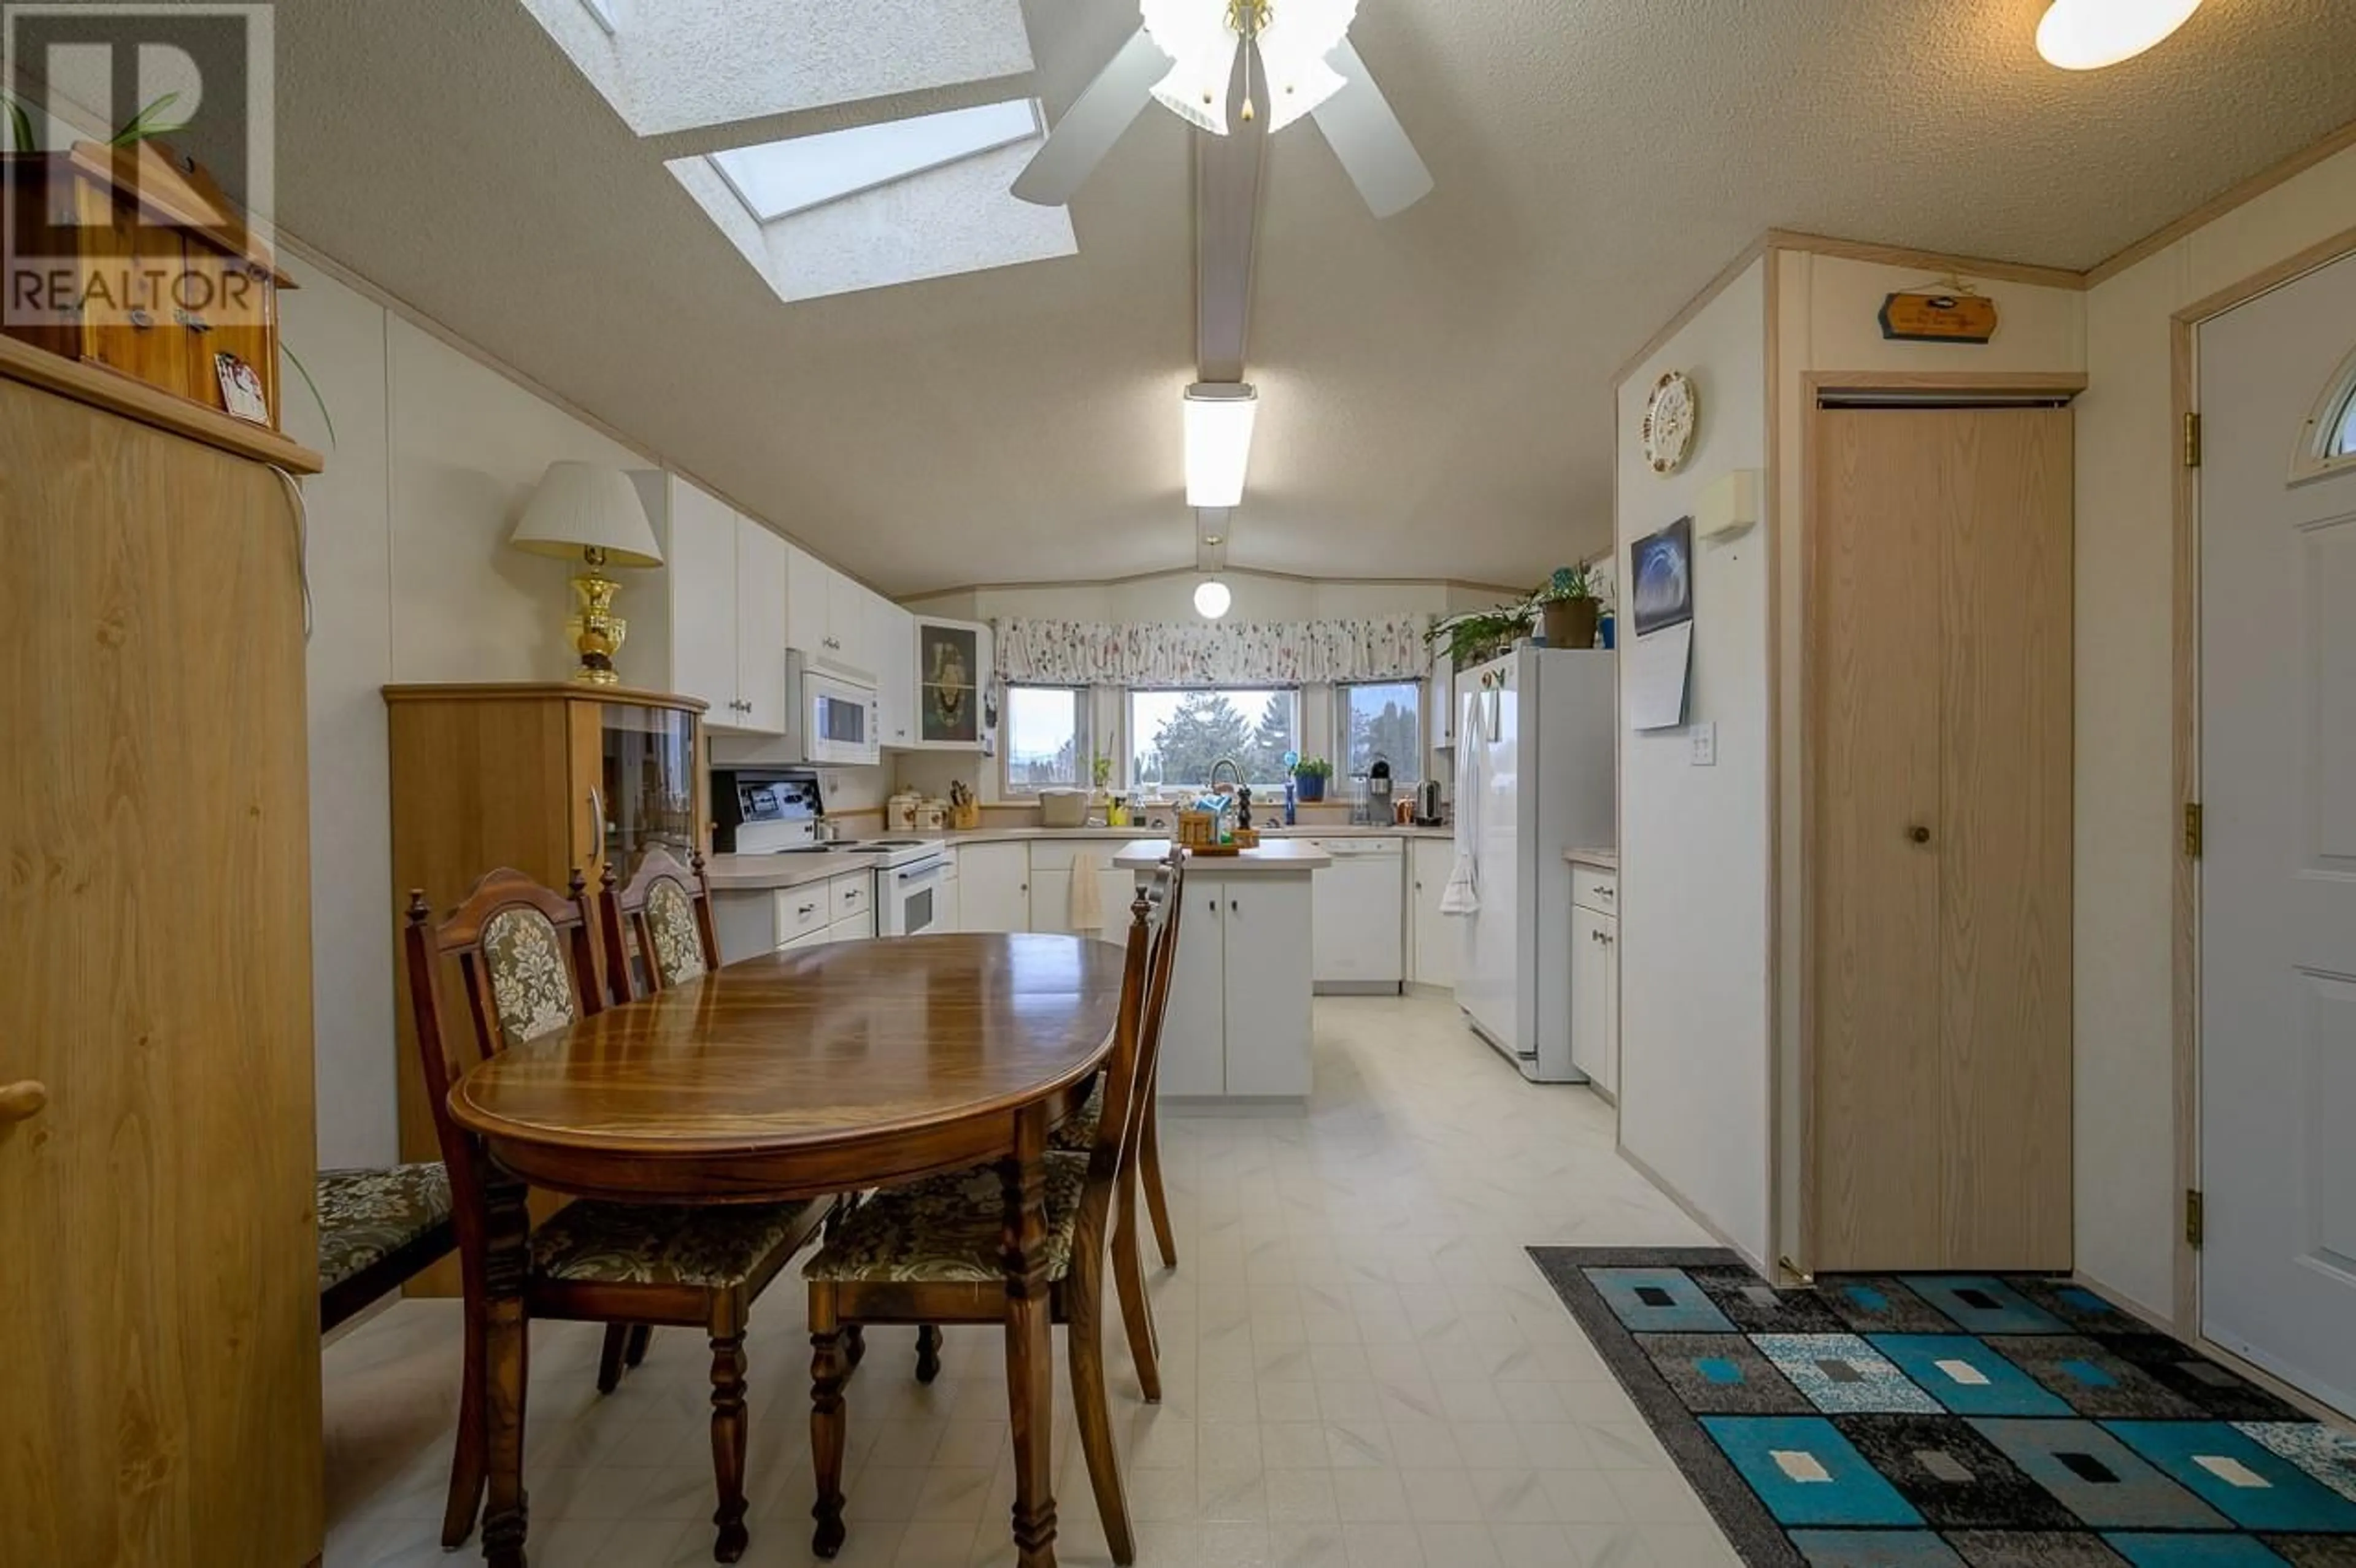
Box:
(323, 993), (1736, 1568)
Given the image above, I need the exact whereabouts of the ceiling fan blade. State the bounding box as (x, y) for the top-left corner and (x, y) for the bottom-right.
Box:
(1309, 39), (1433, 219)
(1011, 28), (1166, 207)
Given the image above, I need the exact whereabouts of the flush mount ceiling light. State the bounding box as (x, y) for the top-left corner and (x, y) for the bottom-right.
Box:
(1183, 382), (1258, 508)
(1144, 0), (1357, 135)
(1194, 579), (1234, 619)
(2036, 0), (2204, 69)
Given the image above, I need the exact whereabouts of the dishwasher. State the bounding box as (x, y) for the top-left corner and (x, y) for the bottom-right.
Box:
(1310, 837), (1404, 994)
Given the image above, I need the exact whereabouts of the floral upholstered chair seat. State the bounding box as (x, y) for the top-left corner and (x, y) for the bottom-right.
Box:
(317, 1164), (454, 1294)
(804, 1153), (1091, 1284)
(1047, 1076), (1106, 1153)
(531, 1199), (817, 1288)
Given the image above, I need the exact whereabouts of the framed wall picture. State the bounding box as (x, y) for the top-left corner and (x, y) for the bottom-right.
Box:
(918, 621), (981, 746)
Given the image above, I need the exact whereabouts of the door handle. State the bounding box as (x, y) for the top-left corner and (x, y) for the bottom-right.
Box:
(0, 1081), (48, 1124)
(1230, 899), (1239, 913)
(1909, 824), (1932, 845)
(589, 786), (607, 858)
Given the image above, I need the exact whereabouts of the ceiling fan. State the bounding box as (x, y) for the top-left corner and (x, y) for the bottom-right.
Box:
(1012, 0), (1434, 218)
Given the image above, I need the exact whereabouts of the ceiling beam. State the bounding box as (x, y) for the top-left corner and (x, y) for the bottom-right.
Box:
(1194, 69), (1268, 383)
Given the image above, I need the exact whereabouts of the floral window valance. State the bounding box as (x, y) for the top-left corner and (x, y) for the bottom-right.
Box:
(993, 617), (1429, 687)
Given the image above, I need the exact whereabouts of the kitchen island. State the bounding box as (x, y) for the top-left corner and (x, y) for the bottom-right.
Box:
(1114, 838), (1331, 1103)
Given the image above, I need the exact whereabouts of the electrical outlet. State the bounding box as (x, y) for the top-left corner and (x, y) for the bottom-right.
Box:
(1690, 723), (1717, 767)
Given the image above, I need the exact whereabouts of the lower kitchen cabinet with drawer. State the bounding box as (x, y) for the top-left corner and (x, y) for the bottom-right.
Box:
(710, 870), (875, 963)
(1569, 864), (1619, 1096)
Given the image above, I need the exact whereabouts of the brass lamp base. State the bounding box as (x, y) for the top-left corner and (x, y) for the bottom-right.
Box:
(564, 565), (628, 686)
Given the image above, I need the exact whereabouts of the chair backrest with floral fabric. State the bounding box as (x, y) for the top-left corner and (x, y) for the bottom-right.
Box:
(596, 845), (721, 1004)
(400, 868), (606, 1271)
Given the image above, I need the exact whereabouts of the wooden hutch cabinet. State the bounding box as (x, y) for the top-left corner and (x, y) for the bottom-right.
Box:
(384, 683), (706, 1290)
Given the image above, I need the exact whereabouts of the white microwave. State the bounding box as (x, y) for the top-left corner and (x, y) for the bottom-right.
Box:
(790, 653), (879, 767)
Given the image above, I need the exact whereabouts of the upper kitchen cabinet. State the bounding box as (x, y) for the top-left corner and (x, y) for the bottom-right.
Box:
(785, 544), (878, 678)
(907, 616), (991, 751)
(876, 598), (916, 748)
(664, 477), (786, 733)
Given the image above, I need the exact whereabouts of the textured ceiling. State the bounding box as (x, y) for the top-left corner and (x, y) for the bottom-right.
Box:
(268, 0), (2356, 595)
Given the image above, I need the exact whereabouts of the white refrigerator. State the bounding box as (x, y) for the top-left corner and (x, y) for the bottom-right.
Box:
(1452, 647), (1616, 1082)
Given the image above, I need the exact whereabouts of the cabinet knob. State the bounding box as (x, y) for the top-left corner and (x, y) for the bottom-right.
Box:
(1909, 824), (1933, 845)
(0, 1081), (48, 1124)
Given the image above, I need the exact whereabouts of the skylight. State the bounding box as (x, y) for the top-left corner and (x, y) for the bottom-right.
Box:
(709, 99), (1044, 221)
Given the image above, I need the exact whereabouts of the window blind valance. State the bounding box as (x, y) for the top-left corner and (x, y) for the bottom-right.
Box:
(993, 617), (1430, 687)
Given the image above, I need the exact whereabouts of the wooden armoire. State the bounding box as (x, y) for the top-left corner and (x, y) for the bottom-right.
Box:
(383, 684), (707, 1293)
(0, 340), (325, 1565)
(1806, 394), (2076, 1274)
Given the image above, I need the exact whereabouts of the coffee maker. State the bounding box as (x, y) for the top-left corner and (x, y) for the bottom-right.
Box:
(1354, 759), (1395, 826)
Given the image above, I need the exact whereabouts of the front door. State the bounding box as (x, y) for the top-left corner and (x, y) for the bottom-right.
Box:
(2198, 247), (2356, 1416)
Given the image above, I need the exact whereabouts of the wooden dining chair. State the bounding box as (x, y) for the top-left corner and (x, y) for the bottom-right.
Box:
(596, 844), (722, 1005)
(405, 867), (834, 1564)
(802, 853), (1186, 1564)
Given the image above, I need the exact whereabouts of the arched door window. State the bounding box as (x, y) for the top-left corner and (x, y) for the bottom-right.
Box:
(2293, 342), (2356, 482)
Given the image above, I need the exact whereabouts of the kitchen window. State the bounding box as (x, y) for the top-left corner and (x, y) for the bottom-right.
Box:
(1130, 688), (1298, 791)
(1338, 681), (1423, 785)
(1003, 684), (1088, 794)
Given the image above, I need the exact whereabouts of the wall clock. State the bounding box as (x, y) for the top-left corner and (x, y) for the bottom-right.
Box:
(1642, 369), (1698, 475)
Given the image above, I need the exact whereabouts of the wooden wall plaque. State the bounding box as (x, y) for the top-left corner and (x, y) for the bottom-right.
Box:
(1879, 291), (1999, 344)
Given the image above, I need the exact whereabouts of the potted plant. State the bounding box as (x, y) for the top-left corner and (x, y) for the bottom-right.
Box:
(1292, 756), (1333, 804)
(1532, 564), (1607, 650)
(1425, 606), (1533, 669)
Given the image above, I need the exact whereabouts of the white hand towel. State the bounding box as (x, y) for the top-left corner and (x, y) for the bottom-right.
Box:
(1440, 684), (1482, 916)
(1071, 851), (1105, 930)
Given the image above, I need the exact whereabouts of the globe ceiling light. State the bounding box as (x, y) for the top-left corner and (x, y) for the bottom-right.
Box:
(1142, 0), (1359, 136)
(1194, 579), (1233, 620)
(2035, 0), (2204, 70)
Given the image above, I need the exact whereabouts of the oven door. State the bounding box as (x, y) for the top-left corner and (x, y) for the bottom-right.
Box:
(885, 859), (947, 937)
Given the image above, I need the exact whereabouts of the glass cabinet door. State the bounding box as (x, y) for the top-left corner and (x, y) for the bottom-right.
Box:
(598, 703), (698, 869)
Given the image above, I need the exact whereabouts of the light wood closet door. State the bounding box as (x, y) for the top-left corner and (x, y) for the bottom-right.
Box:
(1811, 405), (2073, 1274)
(0, 379), (322, 1565)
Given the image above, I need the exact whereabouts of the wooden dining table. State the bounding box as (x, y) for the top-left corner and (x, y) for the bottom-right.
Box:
(445, 931), (1131, 1568)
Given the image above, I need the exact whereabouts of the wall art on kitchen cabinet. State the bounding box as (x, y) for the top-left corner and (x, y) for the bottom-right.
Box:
(918, 621), (980, 745)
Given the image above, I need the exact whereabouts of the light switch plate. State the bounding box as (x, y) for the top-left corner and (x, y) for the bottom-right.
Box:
(1690, 723), (1718, 766)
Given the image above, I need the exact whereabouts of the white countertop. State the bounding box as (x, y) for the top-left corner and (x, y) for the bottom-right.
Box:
(1563, 847), (1619, 870)
(1111, 838), (1334, 874)
(706, 850), (888, 893)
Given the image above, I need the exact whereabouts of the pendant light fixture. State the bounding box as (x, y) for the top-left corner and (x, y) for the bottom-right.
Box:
(2035, 0), (2204, 70)
(1194, 579), (1233, 620)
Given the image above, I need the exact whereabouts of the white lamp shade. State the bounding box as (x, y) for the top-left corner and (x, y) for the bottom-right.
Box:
(508, 462), (663, 568)
(1194, 580), (1233, 619)
(1184, 383), (1258, 509)
(2036, 0), (2203, 69)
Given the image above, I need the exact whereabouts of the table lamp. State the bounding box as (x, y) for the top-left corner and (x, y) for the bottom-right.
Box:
(507, 462), (663, 686)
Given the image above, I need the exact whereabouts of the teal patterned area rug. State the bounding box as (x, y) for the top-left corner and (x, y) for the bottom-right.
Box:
(1528, 1247), (2356, 1567)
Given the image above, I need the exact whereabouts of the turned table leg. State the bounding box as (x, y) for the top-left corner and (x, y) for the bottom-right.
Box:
(1001, 1104), (1058, 1568)
(479, 1169), (533, 1568)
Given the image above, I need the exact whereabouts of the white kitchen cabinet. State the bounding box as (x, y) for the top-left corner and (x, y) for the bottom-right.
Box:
(666, 480), (737, 720)
(938, 851), (961, 932)
(734, 521), (788, 733)
(666, 479), (787, 734)
(956, 842), (1030, 932)
(1569, 866), (1619, 1096)
(1157, 884), (1230, 1096)
(1155, 876), (1314, 1099)
(786, 544), (828, 659)
(1429, 643), (1456, 752)
(1220, 880), (1314, 1097)
(834, 576), (877, 675)
(1029, 870), (1073, 933)
(1407, 838), (1459, 988)
(875, 599), (915, 748)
